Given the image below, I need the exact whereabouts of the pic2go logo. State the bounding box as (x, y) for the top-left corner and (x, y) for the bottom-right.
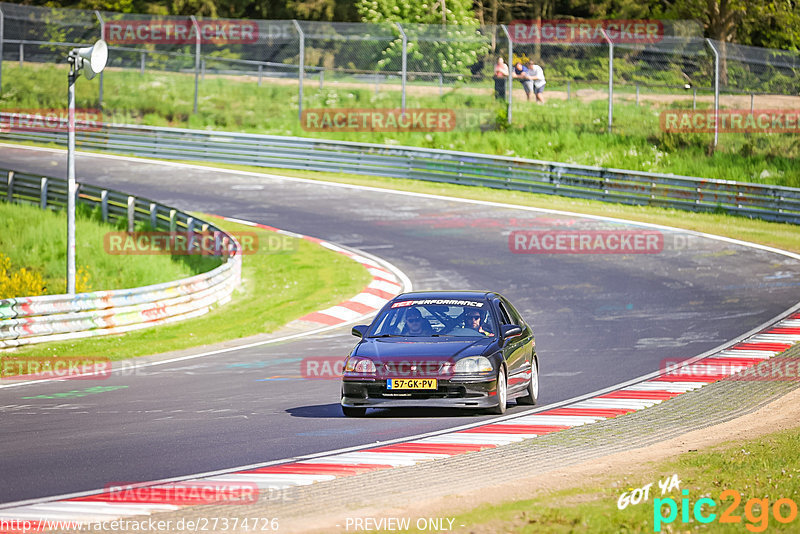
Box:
(654, 489), (799, 532)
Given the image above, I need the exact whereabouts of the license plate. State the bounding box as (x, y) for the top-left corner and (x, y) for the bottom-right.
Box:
(387, 378), (437, 390)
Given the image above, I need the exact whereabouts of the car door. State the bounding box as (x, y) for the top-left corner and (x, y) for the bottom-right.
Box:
(494, 298), (528, 393)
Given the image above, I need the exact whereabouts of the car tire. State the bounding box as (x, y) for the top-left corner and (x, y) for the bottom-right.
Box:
(342, 405), (367, 417)
(517, 358), (539, 405)
(488, 367), (507, 415)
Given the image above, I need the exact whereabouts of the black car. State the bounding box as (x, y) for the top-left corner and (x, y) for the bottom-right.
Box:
(341, 291), (538, 417)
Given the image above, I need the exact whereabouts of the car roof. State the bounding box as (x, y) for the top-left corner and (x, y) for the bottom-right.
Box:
(391, 291), (498, 301)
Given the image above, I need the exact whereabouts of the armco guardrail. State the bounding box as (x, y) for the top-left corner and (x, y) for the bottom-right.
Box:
(1, 119), (799, 224)
(0, 168), (242, 349)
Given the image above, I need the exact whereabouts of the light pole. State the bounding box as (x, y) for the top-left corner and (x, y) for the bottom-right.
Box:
(67, 39), (107, 294)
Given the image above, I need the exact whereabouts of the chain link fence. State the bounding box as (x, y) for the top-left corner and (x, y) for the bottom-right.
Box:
(0, 1), (798, 156)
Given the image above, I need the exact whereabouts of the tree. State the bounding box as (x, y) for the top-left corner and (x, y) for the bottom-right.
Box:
(356, 0), (489, 77)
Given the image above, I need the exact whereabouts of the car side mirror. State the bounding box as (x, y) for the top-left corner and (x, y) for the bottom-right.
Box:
(352, 325), (368, 338)
(501, 324), (522, 340)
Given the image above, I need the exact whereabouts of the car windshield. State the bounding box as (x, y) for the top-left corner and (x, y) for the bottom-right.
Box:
(370, 300), (496, 338)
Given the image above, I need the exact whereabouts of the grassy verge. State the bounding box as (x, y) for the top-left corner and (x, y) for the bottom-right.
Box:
(0, 201), (217, 297)
(5, 216), (372, 361)
(2, 62), (799, 185)
(411, 425), (800, 533)
(177, 161), (800, 255)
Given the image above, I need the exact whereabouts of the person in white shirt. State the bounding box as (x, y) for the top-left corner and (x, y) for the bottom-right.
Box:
(526, 60), (546, 104)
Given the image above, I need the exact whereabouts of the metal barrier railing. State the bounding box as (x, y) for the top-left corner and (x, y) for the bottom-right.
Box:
(1, 119), (798, 224)
(0, 167), (242, 348)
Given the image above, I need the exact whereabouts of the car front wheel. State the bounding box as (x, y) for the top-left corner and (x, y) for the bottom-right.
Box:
(488, 367), (507, 415)
(517, 359), (539, 405)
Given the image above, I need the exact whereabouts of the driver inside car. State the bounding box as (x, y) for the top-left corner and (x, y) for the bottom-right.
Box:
(466, 310), (495, 337)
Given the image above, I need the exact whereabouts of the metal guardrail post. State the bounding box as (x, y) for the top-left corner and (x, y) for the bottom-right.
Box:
(101, 189), (108, 221)
(292, 20), (304, 122)
(258, 64), (262, 86)
(40, 177), (48, 209)
(601, 28), (613, 133)
(396, 23), (407, 113)
(501, 24), (512, 125)
(149, 202), (157, 230)
(169, 209), (177, 232)
(127, 195), (135, 233)
(19, 41), (22, 67)
(6, 171), (13, 202)
(706, 38), (720, 149)
(190, 15), (201, 114)
(95, 10), (105, 109)
(140, 51), (145, 74)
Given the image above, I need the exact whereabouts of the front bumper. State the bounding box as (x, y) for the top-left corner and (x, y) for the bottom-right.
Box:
(341, 375), (499, 409)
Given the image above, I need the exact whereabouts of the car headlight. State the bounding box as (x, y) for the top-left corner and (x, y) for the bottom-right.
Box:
(454, 356), (493, 373)
(345, 357), (376, 373)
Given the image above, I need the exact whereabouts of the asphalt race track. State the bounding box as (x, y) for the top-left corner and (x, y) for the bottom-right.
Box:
(2, 145), (800, 504)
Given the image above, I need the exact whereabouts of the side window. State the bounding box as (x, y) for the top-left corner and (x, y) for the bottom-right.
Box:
(497, 301), (513, 325)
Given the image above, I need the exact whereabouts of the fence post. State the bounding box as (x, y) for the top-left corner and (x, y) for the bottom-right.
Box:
(169, 209), (177, 233)
(95, 10), (105, 109)
(396, 22), (407, 113)
(201, 59), (205, 80)
(0, 6), (4, 95)
(567, 80), (571, 100)
(258, 63), (262, 86)
(190, 15), (201, 114)
(127, 195), (135, 233)
(692, 87), (696, 110)
(706, 39), (719, 149)
(601, 28), (613, 133)
(319, 69), (324, 90)
(19, 41), (23, 67)
(501, 24), (512, 125)
(40, 177), (48, 209)
(292, 20), (304, 122)
(7, 171), (13, 202)
(140, 51), (145, 74)
(750, 93), (754, 113)
(635, 84), (639, 106)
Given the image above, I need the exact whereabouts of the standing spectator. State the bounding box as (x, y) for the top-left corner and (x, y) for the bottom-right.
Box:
(493, 57), (509, 101)
(513, 61), (533, 102)
(527, 60), (546, 104)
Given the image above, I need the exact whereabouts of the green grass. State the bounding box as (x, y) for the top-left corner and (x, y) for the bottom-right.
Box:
(6, 215), (372, 361)
(390, 425), (800, 533)
(2, 62), (799, 186)
(0, 201), (217, 297)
